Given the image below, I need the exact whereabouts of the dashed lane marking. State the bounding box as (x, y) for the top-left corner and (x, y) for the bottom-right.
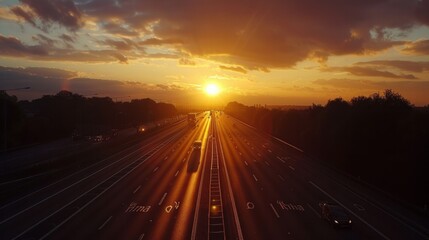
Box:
(133, 185), (141, 194)
(252, 174), (258, 182)
(270, 203), (280, 218)
(98, 216), (112, 230)
(158, 193), (167, 206)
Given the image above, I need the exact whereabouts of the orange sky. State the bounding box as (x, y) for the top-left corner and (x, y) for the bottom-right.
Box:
(1, 0), (429, 106)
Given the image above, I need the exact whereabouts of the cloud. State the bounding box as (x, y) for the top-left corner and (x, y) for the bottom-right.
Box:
(32, 34), (58, 47)
(59, 33), (75, 43)
(139, 38), (183, 46)
(355, 60), (429, 73)
(11, 0), (82, 31)
(99, 38), (137, 51)
(402, 39), (429, 55)
(178, 58), (195, 66)
(326, 66), (418, 79)
(0, 34), (48, 56)
(100, 21), (140, 37)
(219, 65), (248, 74)
(6, 0), (429, 70)
(0, 34), (131, 63)
(0, 65), (195, 103)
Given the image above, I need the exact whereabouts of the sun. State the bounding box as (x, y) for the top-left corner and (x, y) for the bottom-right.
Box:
(205, 83), (220, 96)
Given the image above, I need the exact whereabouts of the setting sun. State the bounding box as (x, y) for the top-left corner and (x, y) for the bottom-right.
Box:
(205, 84), (221, 96)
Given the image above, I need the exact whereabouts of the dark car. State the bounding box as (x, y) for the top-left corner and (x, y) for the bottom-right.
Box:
(319, 203), (352, 227)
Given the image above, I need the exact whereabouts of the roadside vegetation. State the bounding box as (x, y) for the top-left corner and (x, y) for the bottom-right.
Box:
(225, 90), (429, 210)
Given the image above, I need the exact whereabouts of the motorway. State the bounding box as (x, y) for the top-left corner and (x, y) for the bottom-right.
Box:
(0, 111), (428, 239)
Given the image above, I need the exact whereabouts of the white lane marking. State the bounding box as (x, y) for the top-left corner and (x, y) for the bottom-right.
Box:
(289, 166), (295, 171)
(342, 184), (428, 239)
(153, 166), (159, 173)
(218, 129), (244, 240)
(257, 153), (262, 157)
(244, 160), (248, 166)
(158, 193), (168, 206)
(191, 130), (211, 240)
(277, 175), (285, 182)
(277, 156), (286, 163)
(34, 133), (182, 240)
(0, 140), (154, 224)
(98, 216), (112, 230)
(309, 181), (391, 240)
(175, 170), (180, 177)
(164, 156), (168, 160)
(138, 233), (145, 240)
(133, 185), (141, 194)
(252, 174), (258, 182)
(268, 149), (272, 153)
(307, 204), (321, 218)
(264, 161), (270, 166)
(270, 203), (280, 218)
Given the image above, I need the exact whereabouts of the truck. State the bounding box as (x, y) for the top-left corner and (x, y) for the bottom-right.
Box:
(187, 113), (197, 127)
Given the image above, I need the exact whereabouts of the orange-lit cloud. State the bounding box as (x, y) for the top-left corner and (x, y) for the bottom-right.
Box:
(219, 65), (247, 74)
(6, 0), (429, 69)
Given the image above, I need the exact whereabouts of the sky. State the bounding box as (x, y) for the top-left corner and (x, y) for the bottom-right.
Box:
(0, 0), (429, 107)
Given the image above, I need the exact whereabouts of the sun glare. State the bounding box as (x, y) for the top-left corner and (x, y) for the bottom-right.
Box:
(205, 83), (220, 96)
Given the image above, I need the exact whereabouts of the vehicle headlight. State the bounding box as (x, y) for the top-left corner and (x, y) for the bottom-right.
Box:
(334, 220), (339, 224)
(349, 220), (352, 224)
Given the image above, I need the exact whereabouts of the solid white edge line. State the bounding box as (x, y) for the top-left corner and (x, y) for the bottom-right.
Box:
(158, 193), (167, 206)
(218, 119), (244, 240)
(190, 120), (211, 240)
(23, 130), (183, 240)
(307, 203), (321, 218)
(309, 181), (391, 240)
(270, 203), (280, 218)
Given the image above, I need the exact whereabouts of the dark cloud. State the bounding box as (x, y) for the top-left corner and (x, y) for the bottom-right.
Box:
(219, 65), (247, 74)
(402, 39), (429, 55)
(326, 66), (418, 79)
(10, 6), (37, 27)
(0, 65), (194, 103)
(178, 58), (195, 66)
(355, 60), (429, 73)
(12, 0), (82, 31)
(0, 34), (130, 63)
(25, 67), (77, 78)
(415, 0), (429, 25)
(0, 34), (48, 56)
(112, 52), (128, 64)
(59, 33), (75, 43)
(6, 0), (429, 69)
(99, 21), (140, 37)
(73, 0), (427, 69)
(99, 38), (136, 51)
(139, 38), (183, 46)
(32, 34), (58, 47)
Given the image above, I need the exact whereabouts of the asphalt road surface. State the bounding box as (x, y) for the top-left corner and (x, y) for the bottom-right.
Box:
(0, 111), (428, 240)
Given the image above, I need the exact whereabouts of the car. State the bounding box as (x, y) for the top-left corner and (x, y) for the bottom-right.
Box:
(319, 202), (352, 227)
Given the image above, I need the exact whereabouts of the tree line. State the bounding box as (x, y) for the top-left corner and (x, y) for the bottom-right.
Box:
(1, 90), (177, 150)
(225, 90), (429, 209)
